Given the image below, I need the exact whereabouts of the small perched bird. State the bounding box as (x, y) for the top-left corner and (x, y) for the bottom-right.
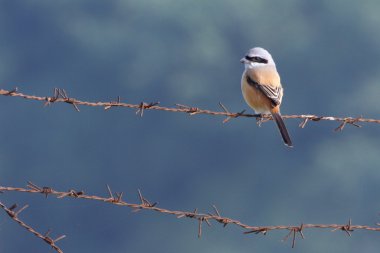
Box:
(240, 47), (292, 147)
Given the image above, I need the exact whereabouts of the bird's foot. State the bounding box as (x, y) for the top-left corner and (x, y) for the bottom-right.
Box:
(255, 114), (264, 127)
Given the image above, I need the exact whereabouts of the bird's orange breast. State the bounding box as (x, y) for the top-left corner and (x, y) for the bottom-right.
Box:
(241, 67), (282, 114)
(248, 67), (280, 86)
(241, 77), (272, 113)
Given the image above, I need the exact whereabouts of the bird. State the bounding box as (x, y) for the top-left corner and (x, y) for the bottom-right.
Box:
(240, 47), (292, 147)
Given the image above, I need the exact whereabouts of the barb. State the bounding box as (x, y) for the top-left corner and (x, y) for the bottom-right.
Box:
(0, 200), (65, 253)
(1, 88), (379, 129)
(2, 183), (380, 248)
(281, 223), (305, 248)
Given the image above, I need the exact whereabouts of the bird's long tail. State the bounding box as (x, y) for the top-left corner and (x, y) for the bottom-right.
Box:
(271, 112), (293, 147)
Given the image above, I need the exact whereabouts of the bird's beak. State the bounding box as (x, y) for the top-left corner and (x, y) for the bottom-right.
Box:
(240, 57), (247, 63)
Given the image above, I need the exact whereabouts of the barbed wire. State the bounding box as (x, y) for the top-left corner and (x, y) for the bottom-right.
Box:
(2, 88), (380, 250)
(1, 182), (380, 249)
(1, 87), (379, 130)
(0, 199), (65, 253)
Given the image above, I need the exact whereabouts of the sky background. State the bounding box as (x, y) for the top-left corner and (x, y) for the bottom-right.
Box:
(1, 1), (380, 252)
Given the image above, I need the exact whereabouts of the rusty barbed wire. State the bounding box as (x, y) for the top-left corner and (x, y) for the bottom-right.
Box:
(1, 88), (379, 130)
(1, 182), (380, 248)
(0, 199), (65, 253)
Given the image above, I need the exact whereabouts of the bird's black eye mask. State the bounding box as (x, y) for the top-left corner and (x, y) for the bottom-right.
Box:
(245, 56), (268, 64)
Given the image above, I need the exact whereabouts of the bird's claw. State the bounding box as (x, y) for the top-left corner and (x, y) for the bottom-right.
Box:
(256, 114), (264, 127)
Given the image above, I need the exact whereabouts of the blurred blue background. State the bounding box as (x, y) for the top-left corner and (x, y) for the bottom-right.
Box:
(1, 1), (380, 252)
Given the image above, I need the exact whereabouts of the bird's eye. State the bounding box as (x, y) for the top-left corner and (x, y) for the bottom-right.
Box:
(246, 56), (268, 64)
(245, 56), (254, 61)
(244, 55), (269, 64)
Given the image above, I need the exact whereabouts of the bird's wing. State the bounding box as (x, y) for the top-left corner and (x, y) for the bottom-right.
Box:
(246, 75), (283, 107)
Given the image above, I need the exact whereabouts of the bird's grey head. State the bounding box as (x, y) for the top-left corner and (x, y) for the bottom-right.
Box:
(240, 47), (276, 69)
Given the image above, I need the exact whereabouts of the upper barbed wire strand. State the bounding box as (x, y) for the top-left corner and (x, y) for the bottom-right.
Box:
(1, 88), (379, 130)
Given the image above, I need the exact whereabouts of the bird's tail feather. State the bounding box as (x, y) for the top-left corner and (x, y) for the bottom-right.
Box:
(272, 112), (293, 147)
